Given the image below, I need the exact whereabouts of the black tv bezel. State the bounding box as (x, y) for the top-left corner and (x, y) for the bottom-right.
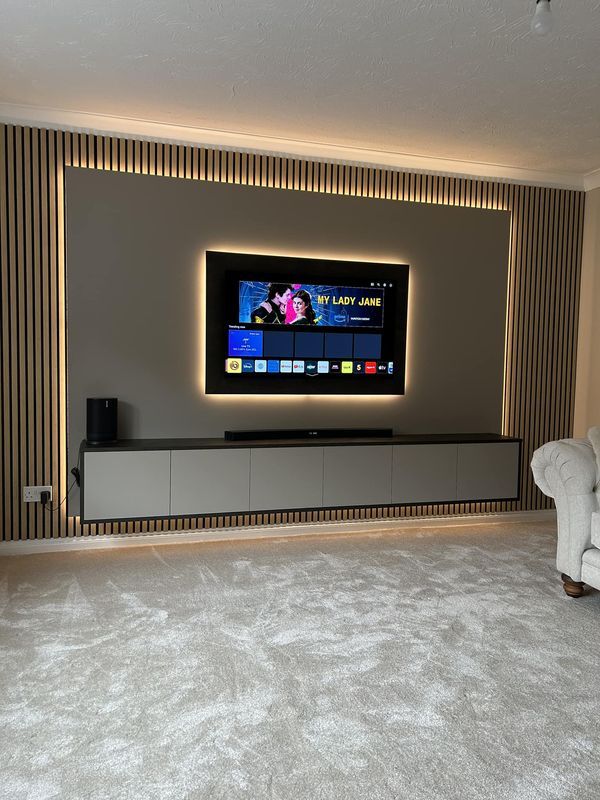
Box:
(205, 251), (409, 396)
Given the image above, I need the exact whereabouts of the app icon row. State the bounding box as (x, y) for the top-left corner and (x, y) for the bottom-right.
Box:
(226, 358), (394, 375)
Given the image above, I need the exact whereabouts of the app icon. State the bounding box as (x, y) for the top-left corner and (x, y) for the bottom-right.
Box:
(329, 360), (341, 373)
(306, 361), (318, 376)
(354, 362), (364, 374)
(242, 359), (254, 373)
(267, 360), (280, 373)
(377, 362), (388, 373)
(254, 360), (267, 373)
(317, 361), (329, 374)
(292, 360), (305, 373)
(387, 361), (394, 375)
(280, 360), (293, 373)
(341, 361), (353, 374)
(365, 361), (377, 374)
(226, 358), (242, 374)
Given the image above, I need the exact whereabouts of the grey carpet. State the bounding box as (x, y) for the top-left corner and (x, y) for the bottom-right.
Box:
(1, 520), (600, 800)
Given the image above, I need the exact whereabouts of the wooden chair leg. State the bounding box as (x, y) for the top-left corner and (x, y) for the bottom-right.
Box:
(561, 573), (585, 598)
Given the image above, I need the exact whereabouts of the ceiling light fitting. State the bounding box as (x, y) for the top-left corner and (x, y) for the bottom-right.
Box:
(531, 0), (554, 36)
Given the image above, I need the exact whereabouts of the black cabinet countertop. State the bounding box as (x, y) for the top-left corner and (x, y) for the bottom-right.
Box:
(80, 432), (520, 454)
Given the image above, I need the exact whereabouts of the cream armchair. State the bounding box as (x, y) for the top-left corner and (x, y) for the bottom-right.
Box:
(531, 435), (600, 597)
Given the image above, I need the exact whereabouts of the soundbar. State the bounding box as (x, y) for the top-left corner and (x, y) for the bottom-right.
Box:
(224, 427), (394, 441)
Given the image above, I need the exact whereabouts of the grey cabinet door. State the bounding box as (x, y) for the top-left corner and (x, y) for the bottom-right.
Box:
(392, 444), (457, 504)
(456, 442), (520, 501)
(83, 450), (171, 521)
(323, 445), (392, 507)
(170, 449), (250, 515)
(250, 447), (324, 511)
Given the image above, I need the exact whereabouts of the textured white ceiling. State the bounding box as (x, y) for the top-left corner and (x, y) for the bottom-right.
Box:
(1, 0), (599, 174)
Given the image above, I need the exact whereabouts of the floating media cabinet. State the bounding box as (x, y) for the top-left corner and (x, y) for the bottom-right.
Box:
(79, 434), (521, 524)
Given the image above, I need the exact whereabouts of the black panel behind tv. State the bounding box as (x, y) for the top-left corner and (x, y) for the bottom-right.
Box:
(205, 252), (409, 395)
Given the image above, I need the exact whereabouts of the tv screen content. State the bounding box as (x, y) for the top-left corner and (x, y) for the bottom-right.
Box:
(205, 252), (409, 395)
(239, 281), (385, 327)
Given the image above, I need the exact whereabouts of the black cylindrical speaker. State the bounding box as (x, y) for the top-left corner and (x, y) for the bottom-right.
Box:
(86, 398), (118, 445)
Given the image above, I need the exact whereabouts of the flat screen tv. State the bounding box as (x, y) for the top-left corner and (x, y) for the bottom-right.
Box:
(205, 251), (409, 395)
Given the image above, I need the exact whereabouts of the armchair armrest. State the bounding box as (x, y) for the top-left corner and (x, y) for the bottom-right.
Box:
(531, 439), (599, 581)
(531, 439), (597, 498)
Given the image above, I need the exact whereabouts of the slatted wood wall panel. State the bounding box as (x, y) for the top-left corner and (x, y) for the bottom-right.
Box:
(0, 124), (585, 540)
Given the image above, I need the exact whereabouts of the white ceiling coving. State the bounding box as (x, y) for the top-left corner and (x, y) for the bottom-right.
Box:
(1, 0), (599, 186)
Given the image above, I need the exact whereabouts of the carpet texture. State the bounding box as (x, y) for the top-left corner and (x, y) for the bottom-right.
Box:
(1, 520), (600, 800)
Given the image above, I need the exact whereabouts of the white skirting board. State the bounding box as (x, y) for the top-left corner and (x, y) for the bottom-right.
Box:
(0, 510), (556, 556)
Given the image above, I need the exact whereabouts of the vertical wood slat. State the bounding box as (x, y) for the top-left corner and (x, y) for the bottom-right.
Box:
(40, 131), (52, 535)
(521, 185), (537, 498)
(31, 128), (43, 537)
(16, 128), (27, 540)
(23, 129), (35, 538)
(7, 125), (19, 540)
(56, 133), (68, 536)
(0, 125), (10, 537)
(0, 123), (585, 539)
(48, 131), (60, 537)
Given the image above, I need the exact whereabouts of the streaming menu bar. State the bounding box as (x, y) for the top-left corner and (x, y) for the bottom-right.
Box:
(226, 358), (394, 375)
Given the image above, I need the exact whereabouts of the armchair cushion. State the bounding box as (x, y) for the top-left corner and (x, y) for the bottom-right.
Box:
(591, 511), (600, 550)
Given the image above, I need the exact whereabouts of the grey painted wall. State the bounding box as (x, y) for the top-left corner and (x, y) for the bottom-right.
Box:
(66, 168), (510, 513)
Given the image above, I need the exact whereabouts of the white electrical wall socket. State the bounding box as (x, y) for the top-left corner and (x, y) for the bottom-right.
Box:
(23, 485), (53, 503)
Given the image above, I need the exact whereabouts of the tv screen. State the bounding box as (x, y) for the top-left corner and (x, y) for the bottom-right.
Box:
(205, 252), (409, 395)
